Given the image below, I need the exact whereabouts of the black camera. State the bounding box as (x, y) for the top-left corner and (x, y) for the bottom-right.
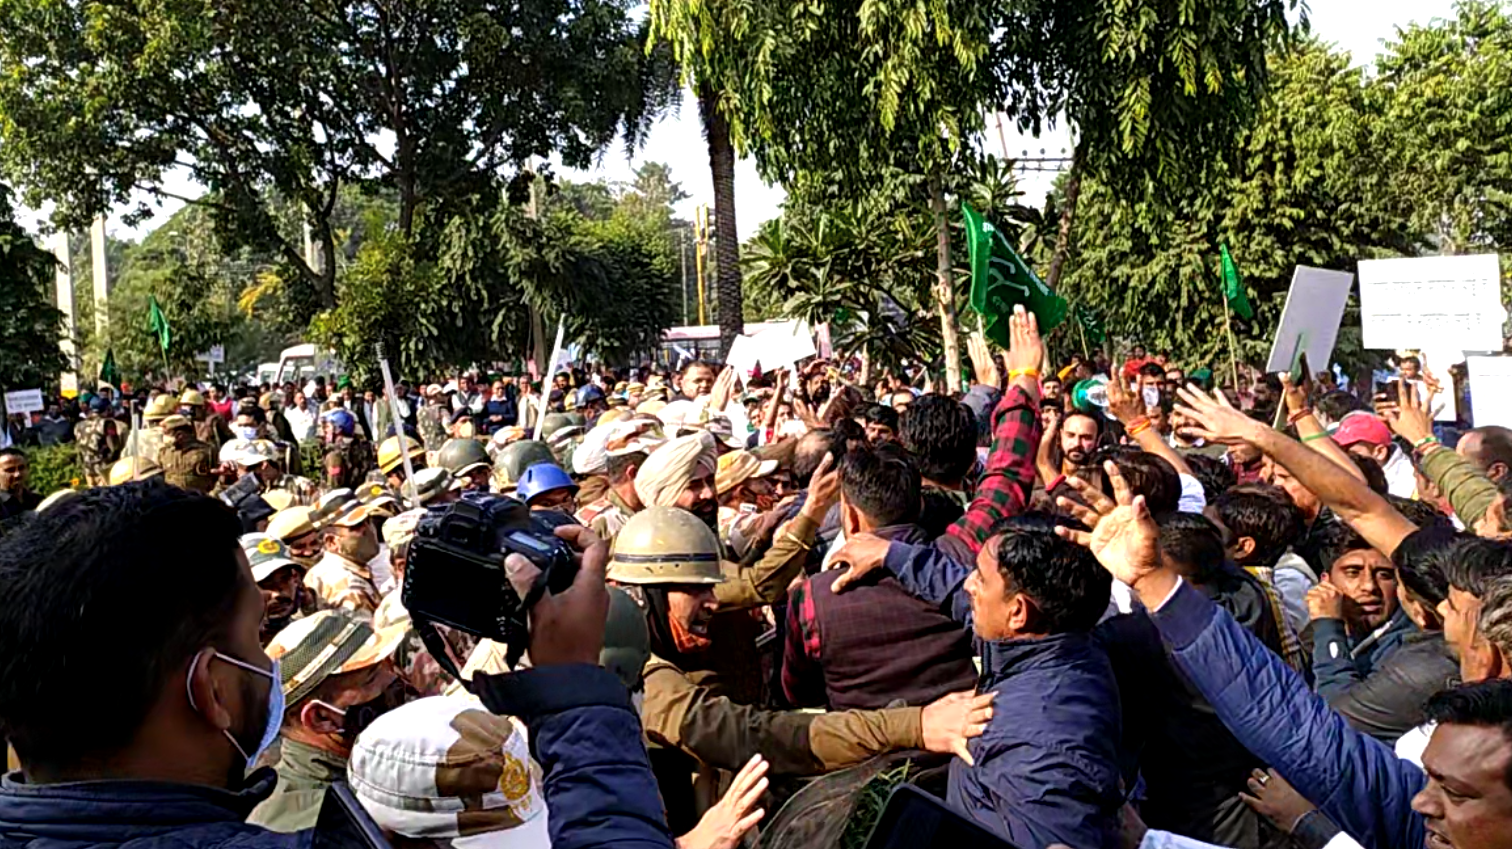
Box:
(402, 493), (578, 661)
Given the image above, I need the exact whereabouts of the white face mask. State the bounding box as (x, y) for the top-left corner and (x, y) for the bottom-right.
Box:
(186, 650), (283, 767)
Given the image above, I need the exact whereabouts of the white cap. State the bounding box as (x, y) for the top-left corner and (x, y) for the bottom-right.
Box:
(349, 694), (551, 849)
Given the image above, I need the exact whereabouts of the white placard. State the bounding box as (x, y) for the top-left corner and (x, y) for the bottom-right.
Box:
(3, 389), (44, 415)
(1468, 356), (1512, 428)
(725, 334), (761, 378)
(1265, 266), (1355, 374)
(1359, 255), (1505, 352)
(195, 345), (225, 364)
(751, 320), (817, 367)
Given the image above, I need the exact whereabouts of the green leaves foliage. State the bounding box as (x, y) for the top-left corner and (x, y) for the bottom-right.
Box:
(0, 0), (677, 316)
(1060, 40), (1423, 369)
(0, 185), (66, 392)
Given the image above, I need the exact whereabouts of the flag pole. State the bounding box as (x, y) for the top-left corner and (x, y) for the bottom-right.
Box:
(1220, 271), (1242, 398)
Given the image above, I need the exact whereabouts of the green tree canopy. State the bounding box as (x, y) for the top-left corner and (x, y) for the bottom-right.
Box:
(0, 186), (66, 393)
(0, 0), (677, 326)
(1060, 40), (1422, 372)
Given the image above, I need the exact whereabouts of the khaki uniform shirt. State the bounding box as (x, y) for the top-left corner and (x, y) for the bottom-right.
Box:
(641, 652), (923, 776)
(159, 438), (217, 493)
(265, 474), (321, 507)
(246, 738), (346, 833)
(305, 551), (382, 619)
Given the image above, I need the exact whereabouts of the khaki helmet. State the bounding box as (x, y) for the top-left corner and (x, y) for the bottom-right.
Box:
(401, 466), (453, 506)
(600, 587), (650, 691)
(608, 506), (724, 585)
(491, 440), (556, 490)
(108, 457), (164, 486)
(539, 413), (575, 442)
(437, 438), (490, 477)
(179, 389), (206, 407)
(143, 394), (176, 422)
(377, 435), (426, 475)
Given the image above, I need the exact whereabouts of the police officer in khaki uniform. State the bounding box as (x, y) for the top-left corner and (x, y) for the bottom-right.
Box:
(247, 610), (405, 832)
(376, 435), (426, 491)
(610, 506), (993, 833)
(119, 394), (176, 465)
(157, 415), (217, 494)
(107, 456), (164, 486)
(180, 388), (234, 452)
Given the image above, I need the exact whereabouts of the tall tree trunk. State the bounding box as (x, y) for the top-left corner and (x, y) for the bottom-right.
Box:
(929, 171), (961, 394)
(699, 84), (743, 357)
(1046, 140), (1085, 291)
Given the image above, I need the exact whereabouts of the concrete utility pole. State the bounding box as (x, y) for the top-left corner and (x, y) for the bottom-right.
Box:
(53, 230), (78, 395)
(693, 205), (710, 326)
(91, 215), (109, 335)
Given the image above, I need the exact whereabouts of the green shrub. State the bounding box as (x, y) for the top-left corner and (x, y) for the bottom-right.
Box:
(23, 443), (83, 495)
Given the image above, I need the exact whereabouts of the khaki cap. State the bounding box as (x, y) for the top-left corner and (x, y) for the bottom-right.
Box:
(108, 457), (163, 486)
(265, 610), (405, 705)
(715, 450), (778, 495)
(160, 415), (193, 433)
(267, 506), (319, 543)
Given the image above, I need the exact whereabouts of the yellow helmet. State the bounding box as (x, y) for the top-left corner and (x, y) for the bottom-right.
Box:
(107, 457), (164, 486)
(179, 389), (206, 407)
(143, 395), (177, 422)
(377, 435), (426, 474)
(608, 506), (724, 585)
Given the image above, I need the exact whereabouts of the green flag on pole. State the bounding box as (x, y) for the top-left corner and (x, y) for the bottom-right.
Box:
(962, 202), (1068, 348)
(1219, 243), (1253, 321)
(98, 348), (120, 389)
(1073, 303), (1104, 344)
(148, 295), (172, 352)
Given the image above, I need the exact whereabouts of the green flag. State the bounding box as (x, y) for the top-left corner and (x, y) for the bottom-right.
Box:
(148, 295), (172, 352)
(98, 348), (120, 388)
(1219, 243), (1253, 321)
(962, 202), (1067, 348)
(1073, 303), (1104, 344)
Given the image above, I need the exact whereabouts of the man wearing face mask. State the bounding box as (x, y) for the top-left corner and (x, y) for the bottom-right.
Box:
(247, 609), (405, 831)
(0, 481), (294, 845)
(303, 501), (383, 619)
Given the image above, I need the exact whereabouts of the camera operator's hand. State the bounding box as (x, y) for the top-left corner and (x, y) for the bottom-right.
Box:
(504, 524), (610, 667)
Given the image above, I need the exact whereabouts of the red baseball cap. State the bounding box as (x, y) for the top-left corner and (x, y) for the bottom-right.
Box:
(1333, 412), (1392, 449)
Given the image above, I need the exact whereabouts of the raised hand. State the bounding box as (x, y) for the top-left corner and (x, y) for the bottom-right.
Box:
(967, 331), (1001, 388)
(1383, 378), (1435, 447)
(1002, 304), (1044, 378)
(1105, 368), (1144, 426)
(1055, 461), (1164, 591)
(1174, 384), (1264, 447)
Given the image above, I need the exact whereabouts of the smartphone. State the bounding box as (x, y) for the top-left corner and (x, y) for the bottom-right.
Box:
(312, 781), (391, 849)
(863, 784), (1022, 849)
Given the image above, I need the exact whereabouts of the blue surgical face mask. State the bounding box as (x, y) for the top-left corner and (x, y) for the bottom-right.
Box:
(234, 425), (260, 441)
(186, 650), (283, 767)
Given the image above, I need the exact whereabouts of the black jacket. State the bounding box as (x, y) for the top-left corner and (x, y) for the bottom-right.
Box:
(1098, 563), (1291, 849)
(1326, 630), (1459, 744)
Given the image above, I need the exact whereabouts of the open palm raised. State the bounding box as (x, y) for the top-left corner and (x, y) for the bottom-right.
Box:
(1055, 461), (1164, 589)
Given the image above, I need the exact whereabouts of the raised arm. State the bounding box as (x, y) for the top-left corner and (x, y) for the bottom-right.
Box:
(1105, 368), (1193, 479)
(947, 306), (1042, 554)
(1385, 380), (1500, 529)
(1280, 372), (1366, 483)
(1175, 386), (1417, 558)
(1054, 463), (1426, 849)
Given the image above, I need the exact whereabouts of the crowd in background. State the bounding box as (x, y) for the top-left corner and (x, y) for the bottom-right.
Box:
(0, 310), (1510, 849)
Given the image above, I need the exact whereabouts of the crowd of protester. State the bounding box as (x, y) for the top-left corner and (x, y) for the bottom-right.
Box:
(0, 309), (1509, 849)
